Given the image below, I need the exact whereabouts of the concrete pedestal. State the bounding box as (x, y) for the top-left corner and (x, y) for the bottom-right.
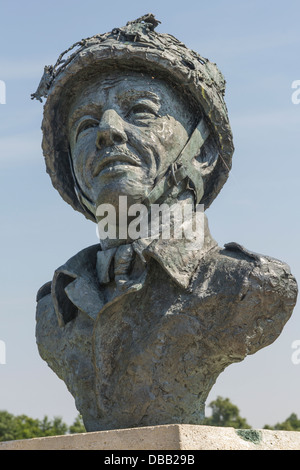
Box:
(0, 424), (299, 450)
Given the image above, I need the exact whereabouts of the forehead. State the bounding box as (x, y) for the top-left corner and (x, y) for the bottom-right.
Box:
(68, 71), (191, 118)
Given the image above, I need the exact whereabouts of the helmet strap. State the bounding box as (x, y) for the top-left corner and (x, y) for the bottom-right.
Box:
(68, 117), (210, 220)
(142, 117), (210, 208)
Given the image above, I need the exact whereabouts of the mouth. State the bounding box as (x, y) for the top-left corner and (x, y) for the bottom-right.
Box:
(93, 152), (141, 177)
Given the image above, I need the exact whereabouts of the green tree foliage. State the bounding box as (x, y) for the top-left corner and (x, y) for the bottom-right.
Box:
(0, 412), (85, 442)
(204, 396), (251, 429)
(1, 400), (300, 441)
(264, 413), (300, 431)
(69, 414), (86, 434)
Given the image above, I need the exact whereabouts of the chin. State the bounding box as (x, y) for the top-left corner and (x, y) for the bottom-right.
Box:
(93, 174), (153, 209)
(94, 185), (150, 210)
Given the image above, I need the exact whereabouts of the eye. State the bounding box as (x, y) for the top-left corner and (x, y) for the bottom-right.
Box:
(127, 103), (160, 121)
(75, 118), (99, 141)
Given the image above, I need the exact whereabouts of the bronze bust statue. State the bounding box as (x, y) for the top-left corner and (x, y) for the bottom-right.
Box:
(33, 14), (298, 431)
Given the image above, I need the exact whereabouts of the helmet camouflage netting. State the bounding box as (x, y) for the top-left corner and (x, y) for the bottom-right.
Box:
(32, 13), (234, 222)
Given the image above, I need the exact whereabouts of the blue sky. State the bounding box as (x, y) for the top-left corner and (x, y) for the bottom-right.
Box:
(0, 0), (299, 429)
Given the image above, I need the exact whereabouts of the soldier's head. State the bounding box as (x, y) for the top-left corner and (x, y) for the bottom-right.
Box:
(33, 14), (234, 221)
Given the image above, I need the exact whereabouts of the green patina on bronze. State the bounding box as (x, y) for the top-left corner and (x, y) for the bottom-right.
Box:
(236, 429), (262, 445)
(32, 13), (234, 221)
(33, 14), (298, 432)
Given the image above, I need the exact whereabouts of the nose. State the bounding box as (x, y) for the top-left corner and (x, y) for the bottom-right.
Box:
(96, 109), (127, 149)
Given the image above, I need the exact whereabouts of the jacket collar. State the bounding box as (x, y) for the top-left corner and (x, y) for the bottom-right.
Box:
(52, 214), (217, 325)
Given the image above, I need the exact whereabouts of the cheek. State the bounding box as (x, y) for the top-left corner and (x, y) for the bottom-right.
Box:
(141, 118), (181, 151)
(71, 135), (97, 180)
(153, 118), (188, 149)
(151, 118), (189, 167)
(148, 119), (173, 142)
(138, 118), (189, 178)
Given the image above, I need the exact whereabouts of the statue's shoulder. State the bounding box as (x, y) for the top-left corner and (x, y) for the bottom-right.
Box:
(208, 241), (297, 301)
(199, 241), (261, 273)
(222, 241), (296, 277)
(222, 242), (261, 262)
(36, 280), (55, 332)
(36, 280), (52, 302)
(193, 240), (297, 300)
(187, 241), (297, 360)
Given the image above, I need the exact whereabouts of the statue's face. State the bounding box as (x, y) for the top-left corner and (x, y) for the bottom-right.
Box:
(68, 71), (196, 212)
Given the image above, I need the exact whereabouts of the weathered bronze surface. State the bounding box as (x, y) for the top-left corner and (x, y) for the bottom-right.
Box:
(34, 14), (298, 431)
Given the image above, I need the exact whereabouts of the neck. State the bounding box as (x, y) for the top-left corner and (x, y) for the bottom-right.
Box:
(97, 188), (199, 250)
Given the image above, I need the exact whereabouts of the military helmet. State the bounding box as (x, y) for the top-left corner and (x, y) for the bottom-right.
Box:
(32, 13), (234, 222)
